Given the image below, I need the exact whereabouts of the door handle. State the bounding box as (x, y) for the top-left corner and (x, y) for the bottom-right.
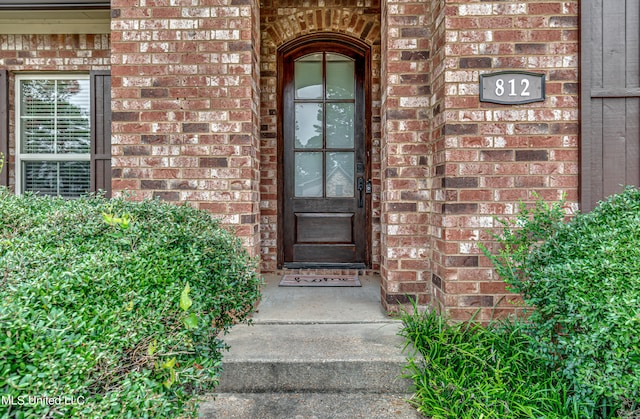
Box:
(357, 177), (364, 208)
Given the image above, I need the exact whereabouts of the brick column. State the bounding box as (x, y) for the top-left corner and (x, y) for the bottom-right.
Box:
(427, 0), (448, 315)
(380, 0), (579, 319)
(380, 0), (433, 312)
(433, 1), (579, 321)
(110, 0), (261, 256)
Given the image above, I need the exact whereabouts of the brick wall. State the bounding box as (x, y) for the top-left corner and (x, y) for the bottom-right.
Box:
(430, 1), (579, 321)
(0, 2), (581, 321)
(379, 0), (579, 318)
(259, 0), (382, 273)
(0, 34), (111, 188)
(380, 0), (433, 311)
(109, 0), (261, 256)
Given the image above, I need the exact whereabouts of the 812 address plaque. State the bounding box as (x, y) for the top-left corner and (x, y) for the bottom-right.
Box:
(480, 71), (545, 105)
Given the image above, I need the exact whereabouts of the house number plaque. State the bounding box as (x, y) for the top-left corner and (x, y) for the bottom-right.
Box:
(480, 71), (545, 105)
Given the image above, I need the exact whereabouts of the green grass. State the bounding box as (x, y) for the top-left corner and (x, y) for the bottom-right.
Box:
(400, 308), (596, 419)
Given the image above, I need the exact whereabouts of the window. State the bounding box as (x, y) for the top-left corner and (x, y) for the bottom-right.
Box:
(16, 74), (91, 198)
(1, 71), (111, 196)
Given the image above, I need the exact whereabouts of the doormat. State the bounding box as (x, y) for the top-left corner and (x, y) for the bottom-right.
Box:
(279, 274), (361, 287)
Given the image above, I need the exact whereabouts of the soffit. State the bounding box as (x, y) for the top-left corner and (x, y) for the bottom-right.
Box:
(0, 9), (110, 34)
(0, 1), (109, 9)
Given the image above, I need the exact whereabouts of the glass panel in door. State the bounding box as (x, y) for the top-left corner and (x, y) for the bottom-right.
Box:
(326, 152), (354, 197)
(293, 52), (356, 199)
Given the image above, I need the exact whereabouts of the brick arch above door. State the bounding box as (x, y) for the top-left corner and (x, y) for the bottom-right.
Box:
(258, 2), (382, 273)
(262, 9), (381, 49)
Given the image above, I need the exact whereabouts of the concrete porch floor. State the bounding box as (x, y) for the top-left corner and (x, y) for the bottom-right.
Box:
(250, 273), (393, 324)
(198, 274), (422, 418)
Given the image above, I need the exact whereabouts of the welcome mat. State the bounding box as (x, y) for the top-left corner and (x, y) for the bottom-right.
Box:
(279, 274), (361, 287)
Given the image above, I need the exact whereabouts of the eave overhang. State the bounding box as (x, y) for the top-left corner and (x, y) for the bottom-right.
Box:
(0, 1), (109, 10)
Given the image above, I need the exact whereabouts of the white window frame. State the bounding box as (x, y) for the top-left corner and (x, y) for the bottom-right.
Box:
(15, 73), (91, 196)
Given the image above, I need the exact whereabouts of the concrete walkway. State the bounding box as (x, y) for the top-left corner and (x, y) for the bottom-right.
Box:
(198, 274), (422, 418)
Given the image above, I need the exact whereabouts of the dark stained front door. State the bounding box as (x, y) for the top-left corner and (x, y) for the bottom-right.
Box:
(280, 36), (370, 268)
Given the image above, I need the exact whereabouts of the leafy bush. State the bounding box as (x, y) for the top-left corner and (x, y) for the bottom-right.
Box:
(401, 306), (585, 419)
(0, 190), (261, 418)
(483, 187), (640, 416)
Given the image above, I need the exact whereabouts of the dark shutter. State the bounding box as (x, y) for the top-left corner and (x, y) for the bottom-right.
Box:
(581, 0), (640, 211)
(90, 70), (112, 197)
(0, 69), (8, 187)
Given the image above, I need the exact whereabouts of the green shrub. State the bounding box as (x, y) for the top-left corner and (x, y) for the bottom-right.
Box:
(482, 187), (640, 415)
(0, 190), (261, 418)
(401, 306), (586, 419)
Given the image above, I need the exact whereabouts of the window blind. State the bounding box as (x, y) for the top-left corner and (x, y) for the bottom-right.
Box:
(23, 161), (90, 198)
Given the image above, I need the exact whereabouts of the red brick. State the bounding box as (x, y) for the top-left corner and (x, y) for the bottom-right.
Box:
(109, 0), (261, 259)
(13, 0), (576, 318)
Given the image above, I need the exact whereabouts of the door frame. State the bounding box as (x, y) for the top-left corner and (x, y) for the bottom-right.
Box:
(277, 33), (372, 269)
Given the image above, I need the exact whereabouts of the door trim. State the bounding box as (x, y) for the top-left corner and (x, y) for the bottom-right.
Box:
(277, 33), (372, 269)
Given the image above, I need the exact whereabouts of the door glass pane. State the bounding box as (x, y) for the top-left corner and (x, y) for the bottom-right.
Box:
(295, 152), (323, 197)
(326, 54), (354, 99)
(295, 54), (323, 99)
(326, 103), (354, 148)
(295, 103), (323, 148)
(326, 152), (354, 197)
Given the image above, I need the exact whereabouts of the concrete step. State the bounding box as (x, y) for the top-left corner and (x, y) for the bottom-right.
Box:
(198, 392), (423, 418)
(215, 322), (412, 393)
(197, 276), (421, 417)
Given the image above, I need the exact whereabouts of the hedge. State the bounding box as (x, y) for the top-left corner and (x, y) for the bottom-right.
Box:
(0, 190), (261, 418)
(483, 187), (640, 416)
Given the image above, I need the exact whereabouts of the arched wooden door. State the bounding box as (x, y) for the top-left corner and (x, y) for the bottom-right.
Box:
(278, 35), (371, 268)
